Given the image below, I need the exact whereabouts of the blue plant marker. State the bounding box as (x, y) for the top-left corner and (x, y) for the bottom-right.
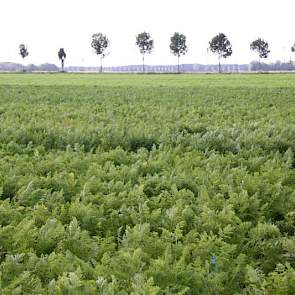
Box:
(212, 255), (217, 272)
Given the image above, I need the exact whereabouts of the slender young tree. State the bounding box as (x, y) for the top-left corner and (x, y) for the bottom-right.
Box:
(208, 33), (232, 73)
(91, 33), (109, 73)
(19, 44), (29, 72)
(58, 48), (66, 72)
(170, 32), (188, 73)
(250, 38), (270, 70)
(136, 32), (154, 73)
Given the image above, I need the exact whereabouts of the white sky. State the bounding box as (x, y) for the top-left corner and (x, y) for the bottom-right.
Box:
(1, 0), (295, 67)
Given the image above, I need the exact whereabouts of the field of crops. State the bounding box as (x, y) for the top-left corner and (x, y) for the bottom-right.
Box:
(1, 73), (295, 294)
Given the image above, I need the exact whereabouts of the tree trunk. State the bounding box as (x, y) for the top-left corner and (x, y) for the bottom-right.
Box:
(178, 55), (180, 73)
(61, 60), (64, 72)
(218, 56), (221, 73)
(142, 54), (145, 73)
(22, 60), (25, 72)
(100, 56), (103, 73)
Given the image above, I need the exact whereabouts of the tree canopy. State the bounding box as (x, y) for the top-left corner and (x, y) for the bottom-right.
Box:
(136, 32), (154, 55)
(170, 33), (188, 57)
(209, 33), (232, 59)
(19, 44), (29, 59)
(250, 38), (270, 59)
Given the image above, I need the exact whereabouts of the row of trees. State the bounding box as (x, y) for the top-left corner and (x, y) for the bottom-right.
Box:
(19, 33), (285, 73)
(91, 32), (272, 73)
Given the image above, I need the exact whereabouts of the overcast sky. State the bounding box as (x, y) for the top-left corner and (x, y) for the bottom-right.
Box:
(1, 0), (294, 67)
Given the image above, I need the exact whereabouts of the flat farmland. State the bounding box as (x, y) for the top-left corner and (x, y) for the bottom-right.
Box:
(1, 73), (295, 294)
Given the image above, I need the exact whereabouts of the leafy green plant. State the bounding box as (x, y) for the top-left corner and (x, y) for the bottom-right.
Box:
(0, 73), (295, 294)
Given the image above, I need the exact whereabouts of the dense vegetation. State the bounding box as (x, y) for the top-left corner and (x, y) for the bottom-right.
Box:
(1, 73), (295, 294)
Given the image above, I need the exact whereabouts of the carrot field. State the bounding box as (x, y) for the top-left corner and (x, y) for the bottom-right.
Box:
(0, 73), (295, 294)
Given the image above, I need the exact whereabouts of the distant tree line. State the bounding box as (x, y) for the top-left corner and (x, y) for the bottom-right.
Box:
(5, 62), (295, 73)
(16, 33), (295, 73)
(250, 61), (295, 72)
